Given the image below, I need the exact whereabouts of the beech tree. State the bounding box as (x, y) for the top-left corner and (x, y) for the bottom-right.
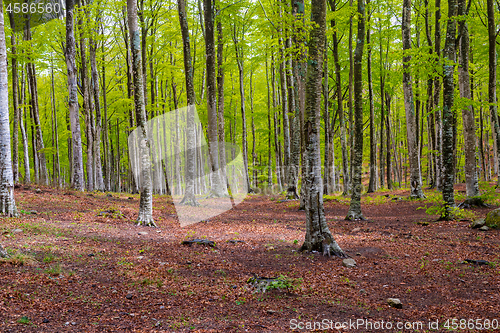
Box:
(0, 0), (18, 218)
(346, 0), (365, 221)
(65, 0), (85, 191)
(128, 0), (155, 226)
(457, 0), (479, 198)
(300, 0), (344, 257)
(441, 0), (457, 218)
(402, 0), (425, 199)
(178, 0), (199, 206)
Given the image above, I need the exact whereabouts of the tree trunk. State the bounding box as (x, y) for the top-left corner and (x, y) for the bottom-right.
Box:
(8, 13), (19, 184)
(65, 0), (85, 191)
(441, 0), (457, 218)
(457, 0), (479, 197)
(346, 0), (366, 221)
(90, 34), (105, 191)
(434, 0), (443, 190)
(300, 0), (344, 257)
(178, 0), (199, 206)
(367, 17), (377, 193)
(402, 0), (425, 198)
(25, 24), (48, 186)
(329, 0), (350, 195)
(217, 20), (228, 191)
(486, 0), (500, 186)
(0, 1), (18, 216)
(233, 25), (252, 193)
(79, 24), (94, 192)
(128, 0), (156, 226)
(204, 0), (226, 197)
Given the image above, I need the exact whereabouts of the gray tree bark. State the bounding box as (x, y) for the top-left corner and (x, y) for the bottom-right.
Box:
(300, 0), (345, 257)
(329, 0), (350, 195)
(128, 0), (156, 226)
(178, 0), (199, 206)
(367, 15), (377, 193)
(204, 0), (226, 197)
(8, 13), (19, 184)
(457, 0), (479, 197)
(0, 0), (18, 217)
(486, 0), (500, 187)
(346, 0), (366, 221)
(65, 0), (85, 191)
(402, 0), (425, 198)
(441, 0), (457, 218)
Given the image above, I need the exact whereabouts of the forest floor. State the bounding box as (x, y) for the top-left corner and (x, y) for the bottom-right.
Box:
(0, 185), (499, 332)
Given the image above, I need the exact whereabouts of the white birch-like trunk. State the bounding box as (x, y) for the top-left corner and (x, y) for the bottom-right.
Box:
(0, 1), (18, 217)
(128, 0), (155, 226)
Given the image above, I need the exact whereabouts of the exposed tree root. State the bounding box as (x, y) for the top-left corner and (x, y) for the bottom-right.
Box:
(458, 197), (489, 209)
(136, 216), (157, 227)
(345, 210), (365, 221)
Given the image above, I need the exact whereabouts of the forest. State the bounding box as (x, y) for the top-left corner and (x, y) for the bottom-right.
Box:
(0, 0), (499, 331)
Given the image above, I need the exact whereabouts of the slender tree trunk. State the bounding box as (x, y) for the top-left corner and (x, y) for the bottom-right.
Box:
(0, 1), (18, 216)
(128, 0), (156, 225)
(367, 18), (377, 193)
(204, 0), (226, 197)
(25, 25), (48, 185)
(90, 35), (105, 191)
(19, 66), (30, 184)
(8, 13), (19, 184)
(386, 92), (392, 189)
(346, 0), (366, 221)
(487, 0), (500, 186)
(434, 0), (443, 190)
(300, 0), (345, 257)
(50, 59), (60, 187)
(402, 0), (425, 198)
(457, 0), (479, 197)
(233, 25), (252, 193)
(266, 49), (273, 187)
(178, 0), (199, 206)
(65, 0), (85, 191)
(217, 20), (228, 191)
(329, 0), (350, 195)
(441, 0), (457, 218)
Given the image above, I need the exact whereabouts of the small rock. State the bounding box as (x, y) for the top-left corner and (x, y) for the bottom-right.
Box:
(356, 252), (361, 256)
(387, 298), (403, 309)
(482, 281), (489, 285)
(352, 227), (361, 233)
(88, 253), (95, 257)
(159, 305), (165, 309)
(35, 188), (42, 193)
(65, 322), (70, 326)
(137, 256), (144, 260)
(359, 289), (366, 294)
(42, 319), (49, 323)
(138, 232), (148, 236)
(126, 294), (134, 300)
(471, 219), (486, 229)
(342, 258), (357, 268)
(12, 229), (23, 234)
(266, 309), (276, 314)
(479, 226), (490, 231)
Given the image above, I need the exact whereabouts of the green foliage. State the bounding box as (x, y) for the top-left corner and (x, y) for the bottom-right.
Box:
(418, 194), (476, 221)
(263, 275), (302, 292)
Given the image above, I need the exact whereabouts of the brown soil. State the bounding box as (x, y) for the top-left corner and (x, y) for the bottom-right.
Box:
(0, 185), (499, 332)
